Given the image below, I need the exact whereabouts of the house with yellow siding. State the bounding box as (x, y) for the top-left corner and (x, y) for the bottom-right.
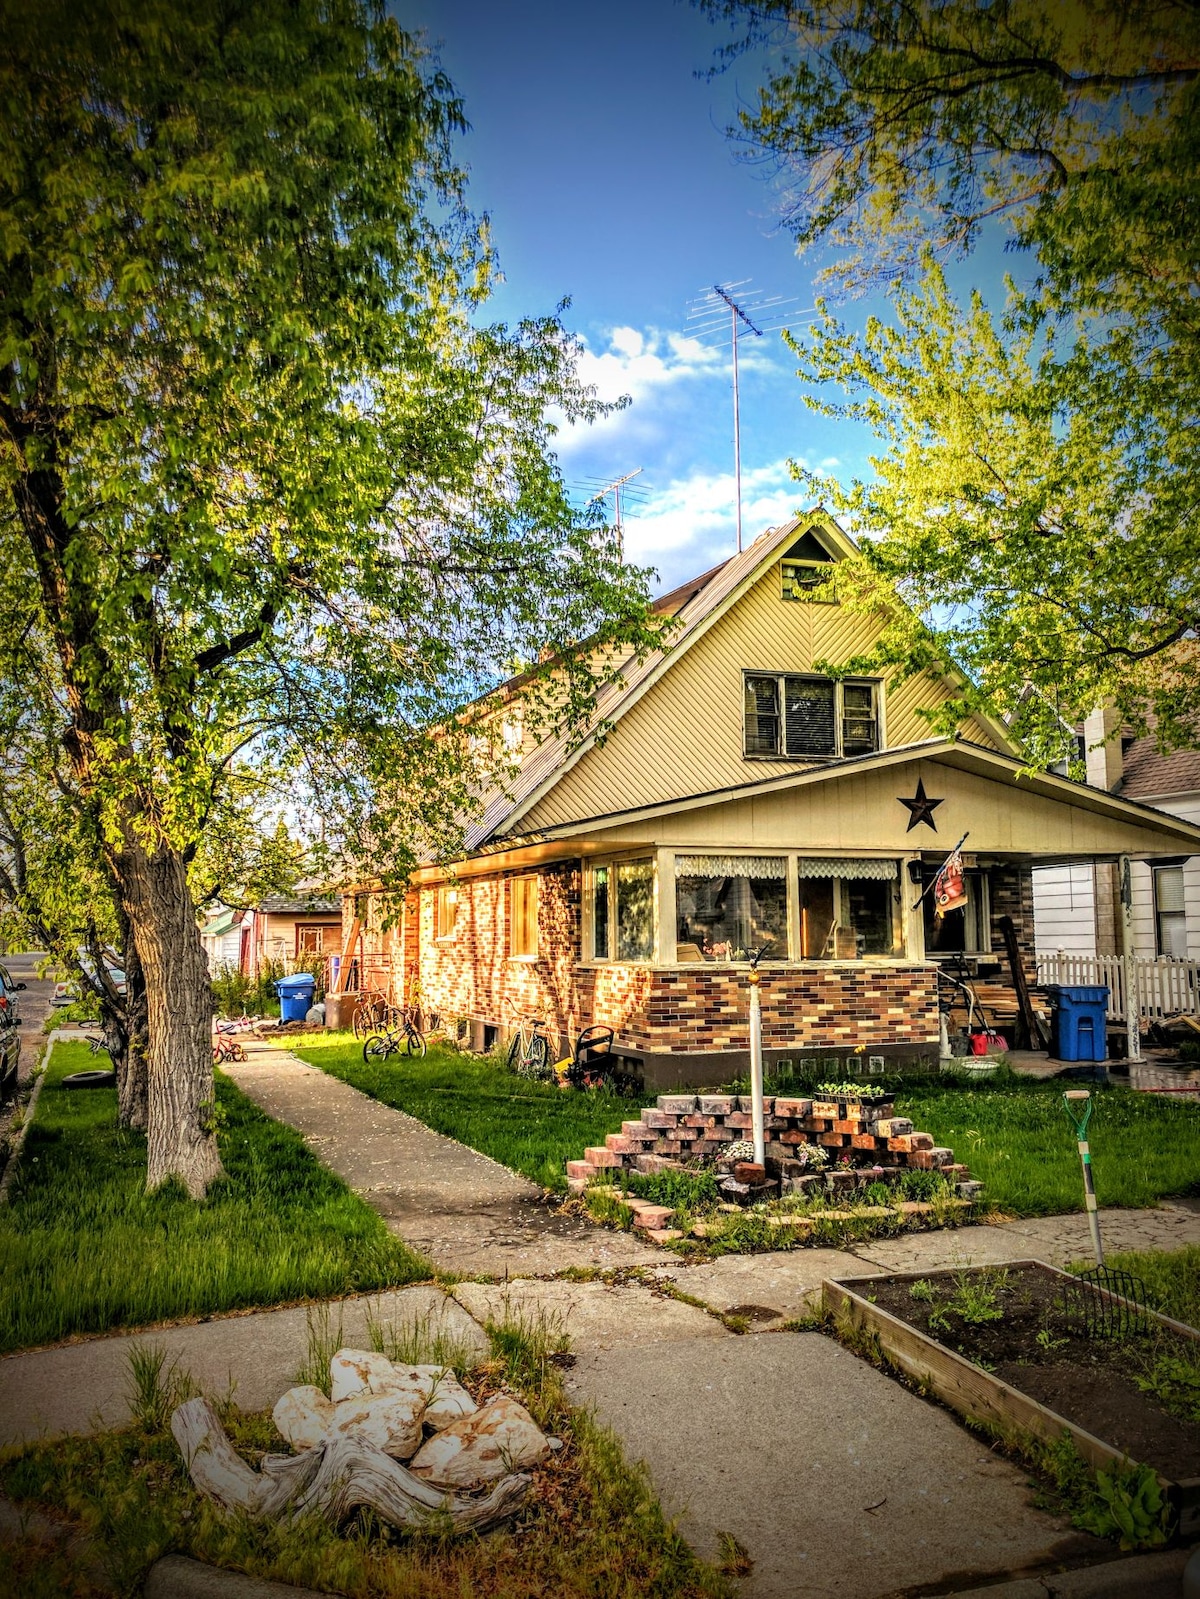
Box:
(342, 514), (1200, 1086)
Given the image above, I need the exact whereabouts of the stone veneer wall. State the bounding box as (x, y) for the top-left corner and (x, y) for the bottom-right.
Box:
(367, 864), (943, 1059)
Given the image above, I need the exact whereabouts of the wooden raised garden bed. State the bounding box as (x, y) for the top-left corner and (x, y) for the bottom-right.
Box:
(823, 1261), (1200, 1538)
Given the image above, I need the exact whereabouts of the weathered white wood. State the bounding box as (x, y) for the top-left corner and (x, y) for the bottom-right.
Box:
(289, 1432), (531, 1530)
(172, 1397), (530, 1534)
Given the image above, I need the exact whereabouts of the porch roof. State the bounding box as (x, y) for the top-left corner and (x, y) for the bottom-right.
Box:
(504, 738), (1200, 864)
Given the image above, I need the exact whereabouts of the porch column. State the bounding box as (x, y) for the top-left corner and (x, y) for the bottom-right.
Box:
(903, 855), (926, 960)
(654, 848), (676, 965)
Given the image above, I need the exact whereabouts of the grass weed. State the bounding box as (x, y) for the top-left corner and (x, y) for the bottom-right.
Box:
(0, 1043), (431, 1354)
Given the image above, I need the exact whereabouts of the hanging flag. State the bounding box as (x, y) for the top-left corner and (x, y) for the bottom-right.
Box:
(933, 848), (968, 919)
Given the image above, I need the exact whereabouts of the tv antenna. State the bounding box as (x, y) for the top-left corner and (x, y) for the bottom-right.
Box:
(686, 282), (815, 553)
(582, 467), (644, 559)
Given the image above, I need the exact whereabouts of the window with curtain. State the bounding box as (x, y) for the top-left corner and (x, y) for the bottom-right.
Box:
(509, 875), (539, 958)
(797, 858), (900, 958)
(743, 673), (879, 759)
(1155, 865), (1187, 957)
(675, 855), (787, 960)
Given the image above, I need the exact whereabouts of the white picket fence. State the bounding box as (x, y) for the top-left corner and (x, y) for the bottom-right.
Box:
(1036, 951), (1200, 1022)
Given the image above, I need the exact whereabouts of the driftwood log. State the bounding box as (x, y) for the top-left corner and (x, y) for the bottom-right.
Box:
(171, 1397), (530, 1533)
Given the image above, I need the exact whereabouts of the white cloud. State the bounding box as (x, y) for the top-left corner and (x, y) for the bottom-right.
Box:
(619, 456), (834, 588)
(554, 323), (782, 458)
(573, 324), (721, 407)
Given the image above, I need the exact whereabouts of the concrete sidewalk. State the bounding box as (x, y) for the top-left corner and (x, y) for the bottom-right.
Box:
(4, 1041), (1198, 1599)
(222, 1044), (659, 1276)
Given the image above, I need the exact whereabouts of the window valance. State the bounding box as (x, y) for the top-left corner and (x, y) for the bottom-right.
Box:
(676, 855), (787, 880)
(797, 857), (898, 881)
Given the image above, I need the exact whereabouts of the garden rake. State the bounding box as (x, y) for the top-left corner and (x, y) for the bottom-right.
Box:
(1058, 1090), (1149, 1338)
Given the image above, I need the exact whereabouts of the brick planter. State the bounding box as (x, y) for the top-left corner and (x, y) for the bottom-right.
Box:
(567, 1092), (976, 1197)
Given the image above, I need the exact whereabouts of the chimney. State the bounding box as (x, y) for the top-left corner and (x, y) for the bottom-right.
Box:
(1083, 704), (1124, 791)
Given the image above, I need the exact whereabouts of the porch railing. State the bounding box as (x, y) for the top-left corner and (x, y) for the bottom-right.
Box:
(1036, 951), (1200, 1021)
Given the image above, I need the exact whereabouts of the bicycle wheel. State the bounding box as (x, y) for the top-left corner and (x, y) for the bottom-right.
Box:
(506, 1032), (524, 1072)
(352, 1004), (370, 1041)
(520, 1034), (550, 1081)
(362, 1034), (394, 1064)
(403, 1024), (427, 1058)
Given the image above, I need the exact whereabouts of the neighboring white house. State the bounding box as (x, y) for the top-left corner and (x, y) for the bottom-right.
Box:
(199, 906), (244, 970)
(1033, 709), (1200, 964)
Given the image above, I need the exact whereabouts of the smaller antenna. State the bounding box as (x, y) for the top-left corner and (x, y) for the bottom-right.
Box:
(588, 468), (643, 560)
(712, 284), (761, 555)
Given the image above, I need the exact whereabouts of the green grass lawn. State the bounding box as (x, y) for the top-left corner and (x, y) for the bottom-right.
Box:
(292, 1034), (654, 1193)
(891, 1071), (1200, 1217)
(0, 1042), (432, 1355)
(290, 1037), (1200, 1218)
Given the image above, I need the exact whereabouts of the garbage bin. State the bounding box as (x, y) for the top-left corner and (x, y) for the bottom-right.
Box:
(275, 974), (317, 1023)
(1045, 984), (1110, 1062)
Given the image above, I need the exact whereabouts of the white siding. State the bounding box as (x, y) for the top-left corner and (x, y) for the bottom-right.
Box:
(1033, 865), (1098, 956)
(1128, 793), (1200, 959)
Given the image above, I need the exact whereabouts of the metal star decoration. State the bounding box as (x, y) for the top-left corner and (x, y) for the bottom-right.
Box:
(898, 777), (943, 832)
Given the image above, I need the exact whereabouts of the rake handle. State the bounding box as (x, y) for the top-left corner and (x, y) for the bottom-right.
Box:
(1064, 1090), (1104, 1267)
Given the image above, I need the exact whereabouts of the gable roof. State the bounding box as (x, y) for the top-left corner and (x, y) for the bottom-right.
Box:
(464, 512), (1015, 852)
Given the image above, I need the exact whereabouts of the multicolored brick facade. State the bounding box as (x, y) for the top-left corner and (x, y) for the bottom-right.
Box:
(348, 859), (1038, 1081)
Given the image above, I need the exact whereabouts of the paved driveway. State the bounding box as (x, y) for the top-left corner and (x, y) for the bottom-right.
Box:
(3, 950), (55, 1084)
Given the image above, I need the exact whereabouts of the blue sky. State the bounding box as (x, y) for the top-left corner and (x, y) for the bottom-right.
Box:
(394, 0), (993, 592)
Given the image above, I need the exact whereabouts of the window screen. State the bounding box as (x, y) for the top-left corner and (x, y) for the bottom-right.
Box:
(784, 677), (836, 755)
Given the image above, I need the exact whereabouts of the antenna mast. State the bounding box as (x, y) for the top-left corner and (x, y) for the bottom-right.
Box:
(589, 467), (643, 560)
(711, 284), (762, 554)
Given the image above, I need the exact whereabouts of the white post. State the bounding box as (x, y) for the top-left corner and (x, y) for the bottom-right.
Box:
(1119, 856), (1142, 1062)
(748, 969), (765, 1165)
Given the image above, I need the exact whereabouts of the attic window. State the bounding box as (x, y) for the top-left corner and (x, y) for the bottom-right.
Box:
(780, 528), (837, 603)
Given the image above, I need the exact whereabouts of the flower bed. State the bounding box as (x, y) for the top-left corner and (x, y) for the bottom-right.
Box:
(825, 1261), (1200, 1541)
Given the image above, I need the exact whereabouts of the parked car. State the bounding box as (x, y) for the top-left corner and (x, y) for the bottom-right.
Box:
(0, 1010), (18, 1102)
(51, 953), (126, 1008)
(0, 962), (27, 1025)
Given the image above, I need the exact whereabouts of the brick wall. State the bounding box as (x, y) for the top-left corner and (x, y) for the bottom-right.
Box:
(989, 863), (1037, 981)
(355, 864), (939, 1057)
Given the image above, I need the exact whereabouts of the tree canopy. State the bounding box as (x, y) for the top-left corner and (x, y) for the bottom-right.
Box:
(1, 0), (662, 1192)
(702, 0), (1200, 755)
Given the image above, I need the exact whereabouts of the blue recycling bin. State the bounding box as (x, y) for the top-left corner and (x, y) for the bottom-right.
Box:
(275, 974), (317, 1023)
(1045, 984), (1109, 1062)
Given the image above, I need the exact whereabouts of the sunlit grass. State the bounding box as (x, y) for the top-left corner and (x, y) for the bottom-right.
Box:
(0, 1043), (431, 1354)
(292, 1035), (653, 1192)
(893, 1071), (1200, 1216)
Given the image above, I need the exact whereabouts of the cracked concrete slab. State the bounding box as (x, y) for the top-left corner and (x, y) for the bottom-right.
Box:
(646, 1248), (867, 1327)
(452, 1277), (728, 1351)
(565, 1330), (1102, 1599)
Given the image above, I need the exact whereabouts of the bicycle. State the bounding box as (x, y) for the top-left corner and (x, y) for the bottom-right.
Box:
(212, 1013), (252, 1064)
(362, 1005), (427, 1064)
(505, 1002), (552, 1080)
(353, 988), (391, 1041)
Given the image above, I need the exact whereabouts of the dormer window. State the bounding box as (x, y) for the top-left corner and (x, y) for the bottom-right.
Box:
(744, 673), (880, 759)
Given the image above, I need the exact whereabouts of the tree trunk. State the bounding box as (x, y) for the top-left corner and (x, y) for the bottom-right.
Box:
(105, 943), (149, 1131)
(111, 834), (221, 1197)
